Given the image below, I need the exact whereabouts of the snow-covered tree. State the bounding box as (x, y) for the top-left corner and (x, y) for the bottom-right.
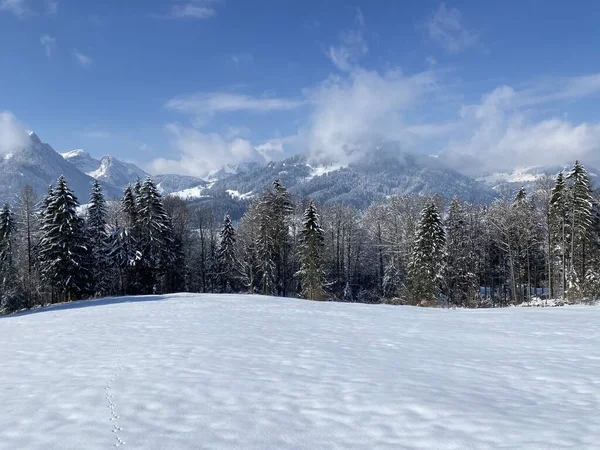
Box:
(216, 215), (238, 292)
(550, 172), (569, 297)
(38, 176), (90, 302)
(86, 180), (111, 296)
(0, 202), (22, 312)
(408, 200), (446, 306)
(133, 178), (175, 293)
(445, 198), (478, 307)
(297, 201), (326, 300)
(566, 160), (593, 289)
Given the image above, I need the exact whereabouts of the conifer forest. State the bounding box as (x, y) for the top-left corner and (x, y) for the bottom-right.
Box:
(1, 161), (599, 313)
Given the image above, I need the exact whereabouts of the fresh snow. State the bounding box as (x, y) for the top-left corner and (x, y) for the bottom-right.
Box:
(1, 294), (600, 449)
(306, 163), (345, 180)
(226, 189), (254, 200)
(61, 149), (88, 159)
(170, 182), (214, 200)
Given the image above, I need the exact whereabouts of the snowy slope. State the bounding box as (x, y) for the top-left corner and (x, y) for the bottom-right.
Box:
(478, 165), (599, 190)
(1, 294), (599, 449)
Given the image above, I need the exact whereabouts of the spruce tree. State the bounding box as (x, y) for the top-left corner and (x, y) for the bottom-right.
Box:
(550, 172), (569, 297)
(216, 215), (238, 292)
(409, 200), (446, 306)
(0, 203), (22, 312)
(445, 198), (477, 307)
(38, 176), (90, 302)
(134, 178), (175, 293)
(86, 180), (111, 296)
(297, 201), (326, 300)
(566, 160), (593, 293)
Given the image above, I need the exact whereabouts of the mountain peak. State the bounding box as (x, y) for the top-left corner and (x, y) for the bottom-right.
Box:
(61, 149), (90, 159)
(28, 131), (42, 145)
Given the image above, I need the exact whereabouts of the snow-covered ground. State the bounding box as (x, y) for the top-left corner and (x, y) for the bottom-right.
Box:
(1, 294), (600, 449)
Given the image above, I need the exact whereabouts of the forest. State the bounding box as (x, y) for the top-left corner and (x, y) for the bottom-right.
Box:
(0, 161), (599, 313)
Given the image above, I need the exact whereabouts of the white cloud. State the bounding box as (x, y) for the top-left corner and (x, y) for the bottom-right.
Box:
(427, 3), (478, 53)
(0, 0), (27, 17)
(302, 68), (439, 163)
(165, 0), (220, 19)
(327, 8), (368, 71)
(0, 111), (29, 156)
(72, 49), (93, 68)
(147, 124), (268, 177)
(45, 0), (57, 15)
(230, 53), (254, 66)
(426, 56), (437, 66)
(40, 35), (56, 57)
(166, 92), (304, 116)
(441, 80), (600, 174)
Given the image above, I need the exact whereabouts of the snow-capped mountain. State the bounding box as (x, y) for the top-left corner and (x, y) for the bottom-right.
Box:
(174, 149), (498, 210)
(0, 132), (120, 203)
(478, 165), (599, 190)
(153, 174), (207, 195)
(61, 150), (148, 189)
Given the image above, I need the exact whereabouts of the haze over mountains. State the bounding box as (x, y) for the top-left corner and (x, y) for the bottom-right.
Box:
(0, 131), (595, 211)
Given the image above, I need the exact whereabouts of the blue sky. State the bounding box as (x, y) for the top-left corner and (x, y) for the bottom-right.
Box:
(2, 0), (600, 176)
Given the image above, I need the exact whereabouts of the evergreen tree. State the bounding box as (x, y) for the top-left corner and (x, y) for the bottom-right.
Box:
(566, 160), (593, 291)
(445, 198), (478, 307)
(382, 259), (401, 299)
(134, 178), (175, 293)
(550, 172), (569, 297)
(257, 206), (276, 295)
(297, 201), (326, 300)
(38, 176), (90, 302)
(86, 180), (111, 296)
(270, 179), (294, 295)
(216, 215), (238, 292)
(0, 203), (22, 312)
(409, 200), (446, 306)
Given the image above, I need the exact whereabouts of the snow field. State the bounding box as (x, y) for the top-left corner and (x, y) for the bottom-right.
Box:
(1, 294), (600, 449)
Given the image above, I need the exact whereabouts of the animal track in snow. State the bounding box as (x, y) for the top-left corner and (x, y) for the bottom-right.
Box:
(105, 337), (125, 447)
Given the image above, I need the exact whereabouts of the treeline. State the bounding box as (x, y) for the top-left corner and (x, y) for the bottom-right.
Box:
(1, 161), (599, 313)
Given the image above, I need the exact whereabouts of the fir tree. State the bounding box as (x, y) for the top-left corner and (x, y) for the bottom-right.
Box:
(216, 215), (238, 292)
(566, 160), (593, 288)
(86, 180), (111, 296)
(409, 200), (446, 306)
(297, 201), (326, 300)
(445, 198), (477, 307)
(0, 203), (22, 312)
(38, 176), (90, 302)
(550, 172), (569, 297)
(134, 178), (175, 293)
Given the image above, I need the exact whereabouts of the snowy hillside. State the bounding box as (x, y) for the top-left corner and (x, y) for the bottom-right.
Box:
(1, 294), (599, 449)
(479, 165), (599, 190)
(179, 151), (498, 209)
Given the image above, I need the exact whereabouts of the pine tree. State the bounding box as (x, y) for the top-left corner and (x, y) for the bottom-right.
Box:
(257, 206), (276, 295)
(216, 215), (238, 292)
(134, 178), (175, 293)
(566, 160), (593, 294)
(254, 180), (294, 296)
(0, 203), (22, 312)
(550, 172), (569, 297)
(38, 176), (90, 302)
(445, 198), (478, 307)
(297, 201), (326, 300)
(86, 180), (111, 296)
(409, 200), (446, 306)
(270, 179), (294, 295)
